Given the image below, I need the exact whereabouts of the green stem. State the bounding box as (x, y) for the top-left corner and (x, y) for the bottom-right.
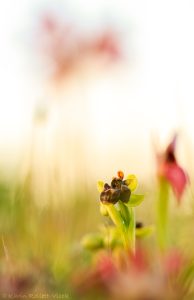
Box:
(106, 204), (129, 251)
(128, 207), (135, 254)
(157, 179), (169, 251)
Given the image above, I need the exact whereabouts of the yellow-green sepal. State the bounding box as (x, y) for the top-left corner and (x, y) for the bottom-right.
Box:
(97, 180), (104, 193)
(128, 194), (144, 207)
(125, 174), (138, 191)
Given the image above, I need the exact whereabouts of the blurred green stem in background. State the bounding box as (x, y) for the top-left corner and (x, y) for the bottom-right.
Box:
(157, 179), (170, 251)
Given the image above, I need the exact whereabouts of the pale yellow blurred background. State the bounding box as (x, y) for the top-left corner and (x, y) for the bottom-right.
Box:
(0, 0), (194, 197)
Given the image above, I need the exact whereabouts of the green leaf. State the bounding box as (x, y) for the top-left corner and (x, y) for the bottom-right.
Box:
(105, 204), (124, 230)
(97, 181), (104, 193)
(105, 204), (130, 250)
(118, 200), (130, 227)
(136, 226), (155, 238)
(128, 194), (144, 207)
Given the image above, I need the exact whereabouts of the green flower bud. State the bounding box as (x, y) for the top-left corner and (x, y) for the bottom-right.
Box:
(81, 233), (104, 250)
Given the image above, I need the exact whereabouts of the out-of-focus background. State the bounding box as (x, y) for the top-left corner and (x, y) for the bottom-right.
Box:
(1, 0), (194, 188)
(0, 1), (194, 297)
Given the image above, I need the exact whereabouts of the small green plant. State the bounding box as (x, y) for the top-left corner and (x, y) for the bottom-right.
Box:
(82, 171), (148, 254)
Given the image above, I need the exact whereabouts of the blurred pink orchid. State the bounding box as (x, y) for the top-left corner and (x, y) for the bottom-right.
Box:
(73, 253), (117, 296)
(156, 135), (188, 203)
(38, 14), (79, 82)
(88, 30), (121, 61)
(109, 249), (186, 300)
(129, 247), (149, 274)
(36, 13), (121, 83)
(74, 248), (187, 299)
(97, 255), (117, 282)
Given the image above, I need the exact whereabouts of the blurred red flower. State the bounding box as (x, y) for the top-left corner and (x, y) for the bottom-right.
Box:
(156, 135), (188, 202)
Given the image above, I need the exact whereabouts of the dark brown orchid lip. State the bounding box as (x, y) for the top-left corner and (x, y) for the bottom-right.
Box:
(111, 177), (122, 189)
(120, 185), (131, 203)
(100, 188), (121, 204)
(100, 175), (131, 204)
(104, 183), (111, 190)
